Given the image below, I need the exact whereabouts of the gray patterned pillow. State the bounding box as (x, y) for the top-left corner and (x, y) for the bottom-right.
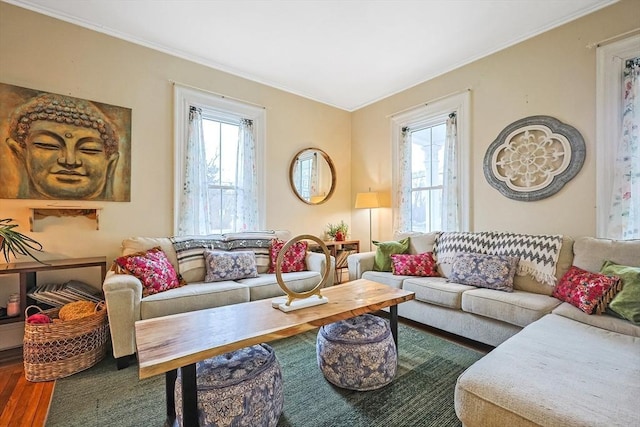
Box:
(204, 250), (258, 282)
(448, 253), (518, 292)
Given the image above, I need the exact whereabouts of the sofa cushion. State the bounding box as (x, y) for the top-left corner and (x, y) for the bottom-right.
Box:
(390, 252), (439, 277)
(449, 253), (518, 292)
(553, 266), (621, 315)
(601, 261), (640, 324)
(140, 281), (250, 319)
(121, 237), (179, 271)
(512, 235), (575, 295)
(394, 232), (439, 255)
(572, 236), (640, 273)
(237, 271), (322, 301)
(455, 314), (640, 427)
(461, 289), (561, 327)
(552, 302), (640, 337)
(204, 250), (259, 282)
(225, 231), (289, 274)
(267, 239), (307, 273)
(114, 247), (186, 297)
(169, 235), (226, 283)
(372, 238), (409, 272)
(403, 277), (475, 309)
(361, 271), (406, 289)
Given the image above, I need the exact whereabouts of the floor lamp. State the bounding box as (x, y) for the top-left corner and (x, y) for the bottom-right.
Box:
(355, 191), (381, 251)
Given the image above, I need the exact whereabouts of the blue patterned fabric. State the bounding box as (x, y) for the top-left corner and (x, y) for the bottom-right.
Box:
(317, 314), (397, 391)
(203, 250), (258, 282)
(175, 344), (283, 427)
(448, 252), (518, 292)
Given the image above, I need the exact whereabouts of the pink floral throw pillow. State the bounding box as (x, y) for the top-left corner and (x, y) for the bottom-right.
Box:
(268, 239), (308, 273)
(114, 247), (185, 297)
(390, 252), (439, 277)
(553, 265), (621, 314)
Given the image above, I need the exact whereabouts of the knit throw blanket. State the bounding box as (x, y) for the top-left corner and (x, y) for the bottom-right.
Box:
(434, 231), (563, 287)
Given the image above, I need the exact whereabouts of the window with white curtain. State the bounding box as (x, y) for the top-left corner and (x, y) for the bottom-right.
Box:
(391, 91), (470, 233)
(173, 84), (266, 235)
(596, 35), (640, 240)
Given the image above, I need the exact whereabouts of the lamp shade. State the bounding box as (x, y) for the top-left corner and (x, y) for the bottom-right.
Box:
(355, 192), (381, 209)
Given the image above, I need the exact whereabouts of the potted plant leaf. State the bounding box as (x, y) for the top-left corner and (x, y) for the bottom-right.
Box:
(0, 218), (44, 264)
(326, 220), (349, 241)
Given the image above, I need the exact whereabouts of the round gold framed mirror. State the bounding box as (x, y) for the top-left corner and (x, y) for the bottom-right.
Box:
(289, 148), (336, 205)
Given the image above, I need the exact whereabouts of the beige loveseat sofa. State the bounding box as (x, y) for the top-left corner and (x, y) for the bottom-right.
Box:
(103, 230), (334, 368)
(349, 232), (640, 426)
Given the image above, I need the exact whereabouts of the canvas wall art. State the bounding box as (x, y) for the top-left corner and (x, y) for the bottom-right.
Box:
(0, 83), (131, 201)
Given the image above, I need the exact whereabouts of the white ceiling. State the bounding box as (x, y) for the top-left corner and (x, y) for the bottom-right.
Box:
(5, 0), (617, 111)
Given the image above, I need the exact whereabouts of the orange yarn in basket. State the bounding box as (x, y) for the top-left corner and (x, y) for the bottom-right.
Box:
(58, 301), (97, 321)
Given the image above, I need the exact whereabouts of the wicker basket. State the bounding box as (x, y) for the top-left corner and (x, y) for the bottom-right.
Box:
(23, 302), (109, 382)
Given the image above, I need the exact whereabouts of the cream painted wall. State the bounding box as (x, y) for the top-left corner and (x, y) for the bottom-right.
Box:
(350, 0), (640, 245)
(0, 3), (352, 281)
(0, 4), (350, 348)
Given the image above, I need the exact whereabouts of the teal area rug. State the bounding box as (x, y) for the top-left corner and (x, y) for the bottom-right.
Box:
(47, 322), (484, 427)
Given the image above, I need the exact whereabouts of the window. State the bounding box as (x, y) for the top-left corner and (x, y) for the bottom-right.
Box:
(596, 35), (640, 239)
(391, 91), (470, 233)
(174, 85), (266, 235)
(404, 120), (447, 232)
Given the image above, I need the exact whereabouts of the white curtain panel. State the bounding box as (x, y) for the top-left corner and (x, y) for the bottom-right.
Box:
(236, 118), (259, 231)
(393, 127), (412, 233)
(442, 113), (460, 232)
(310, 152), (319, 197)
(607, 60), (640, 240)
(178, 107), (212, 236)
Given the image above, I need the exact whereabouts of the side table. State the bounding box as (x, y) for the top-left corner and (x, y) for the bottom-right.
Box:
(310, 240), (359, 283)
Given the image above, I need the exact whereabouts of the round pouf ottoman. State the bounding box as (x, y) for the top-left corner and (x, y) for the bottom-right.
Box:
(316, 314), (397, 391)
(175, 343), (283, 427)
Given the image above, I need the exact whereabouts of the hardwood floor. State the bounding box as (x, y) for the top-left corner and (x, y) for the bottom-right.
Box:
(0, 349), (54, 427)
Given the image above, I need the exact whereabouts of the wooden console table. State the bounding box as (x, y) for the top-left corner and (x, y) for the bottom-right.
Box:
(0, 257), (107, 325)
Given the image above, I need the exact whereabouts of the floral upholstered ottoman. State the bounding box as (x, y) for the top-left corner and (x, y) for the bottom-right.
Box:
(316, 314), (397, 391)
(175, 343), (283, 427)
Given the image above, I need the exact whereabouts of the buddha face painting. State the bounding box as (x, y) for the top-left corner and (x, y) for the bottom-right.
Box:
(22, 120), (119, 199)
(1, 85), (131, 201)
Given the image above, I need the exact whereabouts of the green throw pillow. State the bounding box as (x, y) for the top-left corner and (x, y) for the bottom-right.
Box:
(600, 260), (640, 325)
(373, 238), (410, 272)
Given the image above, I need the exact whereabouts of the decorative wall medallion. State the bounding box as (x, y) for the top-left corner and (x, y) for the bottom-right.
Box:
(483, 115), (585, 201)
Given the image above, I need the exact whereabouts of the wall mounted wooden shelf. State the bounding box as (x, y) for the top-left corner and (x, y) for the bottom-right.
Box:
(29, 207), (103, 231)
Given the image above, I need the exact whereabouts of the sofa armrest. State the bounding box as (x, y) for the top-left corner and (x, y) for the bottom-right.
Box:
(306, 251), (336, 286)
(348, 251), (375, 281)
(102, 271), (144, 359)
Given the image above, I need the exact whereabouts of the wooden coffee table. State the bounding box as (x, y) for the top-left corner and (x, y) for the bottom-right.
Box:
(134, 279), (414, 427)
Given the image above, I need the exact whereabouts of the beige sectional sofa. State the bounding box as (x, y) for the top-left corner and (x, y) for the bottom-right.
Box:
(349, 232), (640, 426)
(103, 230), (334, 368)
(348, 232), (575, 346)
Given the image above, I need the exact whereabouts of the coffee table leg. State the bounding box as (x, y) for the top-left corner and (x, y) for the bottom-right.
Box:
(390, 305), (398, 348)
(181, 363), (198, 427)
(165, 369), (177, 425)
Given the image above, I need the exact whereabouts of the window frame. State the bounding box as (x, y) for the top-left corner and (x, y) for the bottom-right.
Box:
(173, 84), (266, 234)
(391, 91), (471, 232)
(595, 35), (640, 238)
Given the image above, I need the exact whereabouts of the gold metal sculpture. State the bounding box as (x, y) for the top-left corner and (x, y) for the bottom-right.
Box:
(273, 234), (331, 312)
